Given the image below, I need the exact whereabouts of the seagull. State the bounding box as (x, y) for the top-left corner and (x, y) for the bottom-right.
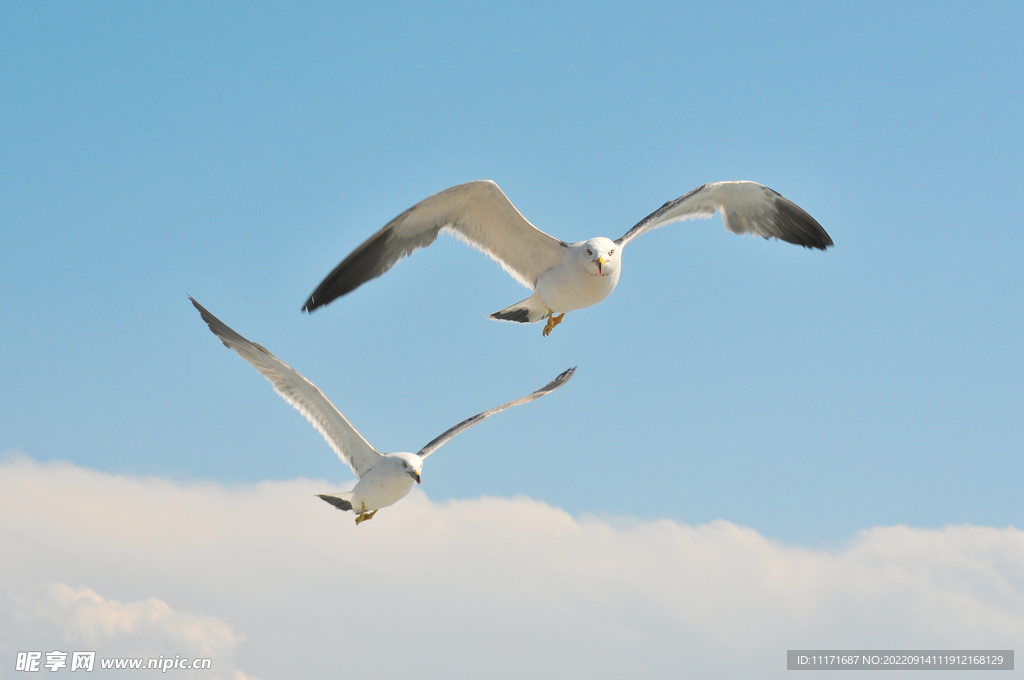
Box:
(302, 180), (832, 335)
(190, 297), (575, 524)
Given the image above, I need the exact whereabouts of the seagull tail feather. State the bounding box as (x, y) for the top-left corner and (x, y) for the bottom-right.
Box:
(488, 295), (548, 324)
(317, 492), (354, 512)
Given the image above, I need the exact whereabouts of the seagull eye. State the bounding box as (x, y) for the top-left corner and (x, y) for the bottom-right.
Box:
(586, 249), (593, 255)
(402, 463), (408, 468)
(609, 249), (615, 255)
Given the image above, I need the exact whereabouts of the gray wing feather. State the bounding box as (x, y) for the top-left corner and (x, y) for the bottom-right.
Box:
(190, 297), (383, 478)
(304, 180), (568, 312)
(615, 181), (832, 250)
(416, 367), (576, 460)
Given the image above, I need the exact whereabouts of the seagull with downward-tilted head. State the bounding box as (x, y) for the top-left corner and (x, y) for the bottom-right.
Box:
(191, 297), (575, 525)
(302, 180), (832, 335)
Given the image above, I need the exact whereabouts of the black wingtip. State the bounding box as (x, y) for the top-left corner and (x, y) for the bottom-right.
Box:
(302, 226), (405, 315)
(188, 295), (210, 320)
(301, 271), (360, 314)
(300, 268), (352, 315)
(545, 366), (577, 391)
(773, 197), (834, 250)
(302, 290), (334, 313)
(802, 229), (834, 250)
(797, 235), (833, 251)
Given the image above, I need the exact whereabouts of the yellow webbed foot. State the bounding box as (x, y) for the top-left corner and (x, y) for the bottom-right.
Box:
(355, 502), (372, 525)
(542, 311), (566, 337)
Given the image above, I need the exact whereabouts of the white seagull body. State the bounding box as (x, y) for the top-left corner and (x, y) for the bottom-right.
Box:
(303, 180), (832, 335)
(191, 297), (575, 524)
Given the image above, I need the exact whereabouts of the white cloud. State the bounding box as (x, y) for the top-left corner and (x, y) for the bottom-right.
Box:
(1, 584), (251, 679)
(0, 454), (1020, 679)
(5, 583), (237, 650)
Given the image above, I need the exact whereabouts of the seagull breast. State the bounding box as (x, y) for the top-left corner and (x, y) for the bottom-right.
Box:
(351, 456), (418, 512)
(534, 241), (621, 314)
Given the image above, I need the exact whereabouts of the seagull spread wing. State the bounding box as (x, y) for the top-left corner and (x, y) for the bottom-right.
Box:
(615, 181), (832, 250)
(190, 297), (384, 478)
(303, 180), (568, 312)
(416, 367), (576, 460)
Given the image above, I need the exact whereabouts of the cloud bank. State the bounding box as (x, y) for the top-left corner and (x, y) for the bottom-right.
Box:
(1, 584), (249, 679)
(0, 455), (1020, 679)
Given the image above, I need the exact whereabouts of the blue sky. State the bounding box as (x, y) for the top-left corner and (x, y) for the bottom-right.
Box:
(3, 1), (1022, 546)
(2, 3), (1024, 676)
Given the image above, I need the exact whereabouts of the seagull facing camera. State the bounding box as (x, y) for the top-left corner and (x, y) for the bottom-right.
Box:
(190, 297), (575, 524)
(302, 180), (832, 336)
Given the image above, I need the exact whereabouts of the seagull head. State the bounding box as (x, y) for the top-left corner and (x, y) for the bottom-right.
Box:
(392, 452), (423, 484)
(580, 237), (619, 277)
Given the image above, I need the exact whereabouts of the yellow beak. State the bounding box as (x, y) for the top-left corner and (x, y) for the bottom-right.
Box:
(596, 255), (607, 274)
